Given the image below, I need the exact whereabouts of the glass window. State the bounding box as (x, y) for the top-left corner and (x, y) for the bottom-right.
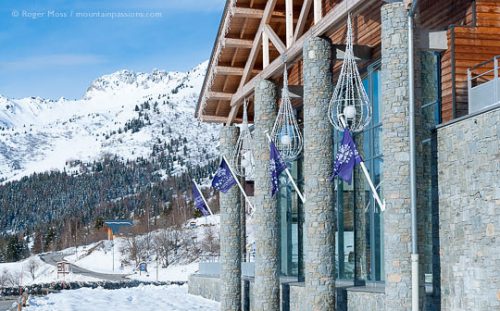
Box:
(278, 109), (304, 279)
(335, 61), (384, 282)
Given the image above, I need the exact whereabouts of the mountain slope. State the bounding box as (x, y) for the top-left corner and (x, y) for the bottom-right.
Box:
(0, 61), (219, 182)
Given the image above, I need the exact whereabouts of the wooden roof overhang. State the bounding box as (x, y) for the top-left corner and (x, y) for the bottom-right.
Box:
(196, 0), (383, 125)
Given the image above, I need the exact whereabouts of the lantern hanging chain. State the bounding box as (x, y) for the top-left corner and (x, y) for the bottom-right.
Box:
(329, 13), (372, 132)
(271, 61), (303, 161)
(230, 98), (255, 178)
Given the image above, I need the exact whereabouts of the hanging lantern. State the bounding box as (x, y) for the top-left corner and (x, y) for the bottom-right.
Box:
(230, 99), (255, 178)
(271, 63), (303, 162)
(329, 14), (372, 133)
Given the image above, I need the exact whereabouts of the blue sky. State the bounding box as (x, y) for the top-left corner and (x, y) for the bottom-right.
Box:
(0, 0), (225, 99)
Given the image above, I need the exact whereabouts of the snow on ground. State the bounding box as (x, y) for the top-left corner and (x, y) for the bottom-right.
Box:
(1, 215), (221, 288)
(0, 255), (97, 287)
(24, 284), (219, 311)
(62, 215), (220, 281)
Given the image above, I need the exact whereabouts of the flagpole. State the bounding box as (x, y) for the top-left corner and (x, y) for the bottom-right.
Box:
(359, 162), (385, 212)
(222, 156), (255, 211)
(192, 179), (214, 216)
(338, 117), (385, 212)
(265, 133), (306, 204)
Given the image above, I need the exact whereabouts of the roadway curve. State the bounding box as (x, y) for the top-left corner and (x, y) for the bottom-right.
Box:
(39, 252), (129, 282)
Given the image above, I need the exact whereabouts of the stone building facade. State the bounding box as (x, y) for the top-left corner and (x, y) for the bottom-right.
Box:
(190, 0), (500, 310)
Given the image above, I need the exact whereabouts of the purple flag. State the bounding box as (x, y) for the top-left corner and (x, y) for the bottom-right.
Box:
(270, 141), (287, 196)
(332, 129), (362, 184)
(192, 182), (210, 216)
(211, 158), (237, 193)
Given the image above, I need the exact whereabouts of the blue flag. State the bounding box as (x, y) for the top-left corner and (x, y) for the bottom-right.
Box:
(192, 182), (210, 216)
(211, 158), (237, 193)
(270, 141), (287, 196)
(332, 129), (362, 184)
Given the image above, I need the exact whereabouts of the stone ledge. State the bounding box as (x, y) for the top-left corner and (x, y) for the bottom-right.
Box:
(345, 284), (385, 294)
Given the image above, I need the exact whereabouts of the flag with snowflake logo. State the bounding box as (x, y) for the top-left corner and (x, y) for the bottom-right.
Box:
(270, 141), (287, 196)
(332, 129), (362, 184)
(211, 158), (237, 193)
(192, 182), (210, 216)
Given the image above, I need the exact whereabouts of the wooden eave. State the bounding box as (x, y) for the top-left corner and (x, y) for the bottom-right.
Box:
(196, 0), (379, 125)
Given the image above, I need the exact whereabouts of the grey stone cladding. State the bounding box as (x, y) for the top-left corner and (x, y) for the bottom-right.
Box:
(219, 126), (242, 311)
(303, 36), (336, 311)
(289, 283), (307, 311)
(381, 3), (413, 310)
(347, 289), (386, 311)
(253, 79), (280, 311)
(437, 106), (500, 311)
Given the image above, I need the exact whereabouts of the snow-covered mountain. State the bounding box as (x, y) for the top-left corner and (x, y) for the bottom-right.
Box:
(0, 61), (219, 182)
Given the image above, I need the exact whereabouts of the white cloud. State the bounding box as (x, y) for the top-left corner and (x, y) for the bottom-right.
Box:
(0, 54), (106, 70)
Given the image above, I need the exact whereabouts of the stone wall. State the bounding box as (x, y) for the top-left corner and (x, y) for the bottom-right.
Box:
(188, 274), (221, 302)
(347, 288), (386, 311)
(289, 283), (307, 311)
(437, 106), (500, 311)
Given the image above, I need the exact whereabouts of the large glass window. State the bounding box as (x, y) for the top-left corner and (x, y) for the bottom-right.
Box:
(420, 51), (441, 288)
(278, 108), (304, 279)
(335, 61), (384, 282)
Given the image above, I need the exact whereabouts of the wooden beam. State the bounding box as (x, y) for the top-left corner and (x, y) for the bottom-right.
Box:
(314, 0), (322, 24)
(233, 7), (290, 21)
(227, 0), (368, 124)
(215, 66), (244, 75)
(207, 92), (233, 101)
(238, 0), (279, 89)
(264, 25), (286, 54)
(285, 0), (294, 48)
(294, 0), (313, 41)
(263, 31), (270, 68)
(215, 66), (261, 76)
(335, 44), (373, 60)
(233, 7), (264, 19)
(224, 38), (253, 49)
(201, 115), (243, 123)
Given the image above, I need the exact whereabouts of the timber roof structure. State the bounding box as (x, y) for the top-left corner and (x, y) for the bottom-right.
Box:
(196, 0), (374, 125)
(197, 0), (493, 124)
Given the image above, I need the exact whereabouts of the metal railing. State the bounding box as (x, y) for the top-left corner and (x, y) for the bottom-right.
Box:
(467, 55), (500, 114)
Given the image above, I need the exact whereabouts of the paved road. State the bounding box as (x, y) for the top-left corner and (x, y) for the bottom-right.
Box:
(40, 252), (129, 282)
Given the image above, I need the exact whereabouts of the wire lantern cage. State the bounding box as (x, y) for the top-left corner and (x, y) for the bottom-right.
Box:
(271, 63), (303, 162)
(329, 13), (372, 133)
(230, 99), (255, 178)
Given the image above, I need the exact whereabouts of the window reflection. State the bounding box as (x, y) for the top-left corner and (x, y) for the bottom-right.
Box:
(335, 61), (384, 282)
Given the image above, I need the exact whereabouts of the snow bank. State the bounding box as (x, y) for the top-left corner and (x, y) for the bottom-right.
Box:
(24, 284), (219, 311)
(0, 255), (97, 287)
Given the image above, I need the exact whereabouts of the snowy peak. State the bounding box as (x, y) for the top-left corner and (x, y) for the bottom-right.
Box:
(83, 62), (208, 101)
(0, 61), (219, 182)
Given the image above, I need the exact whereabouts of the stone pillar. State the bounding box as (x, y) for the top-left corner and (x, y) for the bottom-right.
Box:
(381, 3), (413, 310)
(303, 36), (335, 310)
(219, 126), (241, 311)
(253, 79), (280, 311)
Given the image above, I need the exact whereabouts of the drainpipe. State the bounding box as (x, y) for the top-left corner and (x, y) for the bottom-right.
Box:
(408, 1), (419, 311)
